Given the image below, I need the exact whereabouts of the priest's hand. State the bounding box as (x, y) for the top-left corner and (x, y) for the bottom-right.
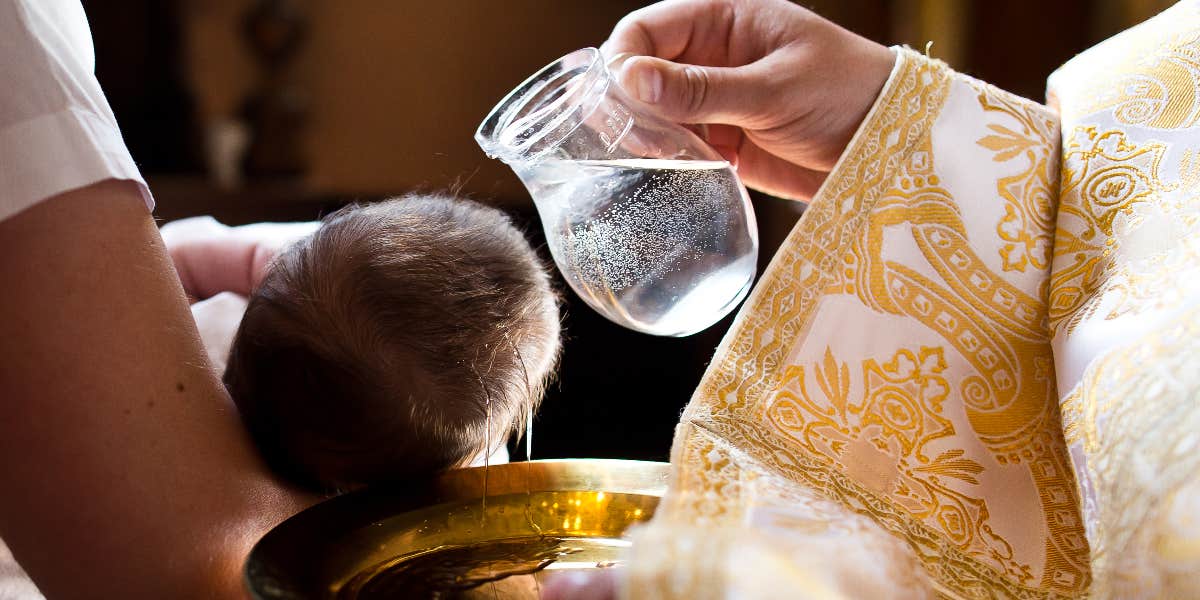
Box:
(601, 0), (894, 201)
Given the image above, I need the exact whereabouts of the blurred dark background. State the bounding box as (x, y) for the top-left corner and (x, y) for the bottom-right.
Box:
(79, 0), (1174, 462)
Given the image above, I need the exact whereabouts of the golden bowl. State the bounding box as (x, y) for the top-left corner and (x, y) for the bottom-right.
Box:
(245, 458), (669, 599)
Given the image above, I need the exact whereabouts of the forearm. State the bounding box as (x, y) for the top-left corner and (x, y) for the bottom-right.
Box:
(0, 181), (318, 597)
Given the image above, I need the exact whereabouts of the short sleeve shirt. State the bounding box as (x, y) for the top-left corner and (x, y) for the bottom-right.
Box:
(0, 0), (152, 223)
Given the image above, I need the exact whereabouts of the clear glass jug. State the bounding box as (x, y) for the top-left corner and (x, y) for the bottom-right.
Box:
(476, 48), (758, 337)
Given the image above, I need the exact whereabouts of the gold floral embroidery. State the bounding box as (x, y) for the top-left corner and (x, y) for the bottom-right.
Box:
(663, 48), (1090, 598)
(1058, 306), (1200, 598)
(1099, 227), (1200, 321)
(637, 7), (1200, 598)
(1050, 126), (1200, 335)
(1051, 128), (1167, 331)
(976, 85), (1059, 274)
(1047, 4), (1200, 339)
(629, 432), (933, 599)
(766, 346), (1015, 566)
(1061, 27), (1200, 130)
(1042, 5), (1200, 598)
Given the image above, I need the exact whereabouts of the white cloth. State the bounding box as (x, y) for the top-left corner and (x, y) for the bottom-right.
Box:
(0, 0), (151, 223)
(190, 291), (249, 374)
(0, 538), (40, 600)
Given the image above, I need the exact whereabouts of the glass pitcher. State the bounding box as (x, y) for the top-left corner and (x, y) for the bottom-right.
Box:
(475, 47), (758, 337)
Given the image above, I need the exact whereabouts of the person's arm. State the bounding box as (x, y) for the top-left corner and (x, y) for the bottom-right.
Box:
(0, 180), (318, 598)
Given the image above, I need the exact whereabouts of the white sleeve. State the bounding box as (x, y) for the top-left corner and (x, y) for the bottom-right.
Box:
(0, 0), (152, 223)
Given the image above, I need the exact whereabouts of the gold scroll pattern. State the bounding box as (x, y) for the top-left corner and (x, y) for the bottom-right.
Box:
(976, 85), (1059, 275)
(630, 427), (933, 599)
(658, 48), (1089, 599)
(765, 347), (1020, 573)
(1042, 5), (1200, 597)
(1058, 15), (1200, 131)
(1059, 305), (1200, 598)
(1049, 5), (1200, 336)
(1049, 126), (1200, 335)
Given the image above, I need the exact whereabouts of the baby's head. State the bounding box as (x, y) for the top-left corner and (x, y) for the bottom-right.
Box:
(224, 195), (560, 491)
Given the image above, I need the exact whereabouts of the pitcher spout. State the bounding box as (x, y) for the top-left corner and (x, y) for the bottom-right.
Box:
(474, 48), (609, 166)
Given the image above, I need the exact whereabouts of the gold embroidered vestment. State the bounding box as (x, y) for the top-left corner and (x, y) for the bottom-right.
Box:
(623, 4), (1200, 598)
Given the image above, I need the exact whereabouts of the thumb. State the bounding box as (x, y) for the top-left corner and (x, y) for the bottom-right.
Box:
(616, 56), (762, 125)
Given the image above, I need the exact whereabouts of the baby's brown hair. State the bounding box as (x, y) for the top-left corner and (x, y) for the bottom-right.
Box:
(224, 195), (560, 491)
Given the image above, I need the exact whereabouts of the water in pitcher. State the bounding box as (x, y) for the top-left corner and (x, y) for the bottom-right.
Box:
(524, 158), (757, 337)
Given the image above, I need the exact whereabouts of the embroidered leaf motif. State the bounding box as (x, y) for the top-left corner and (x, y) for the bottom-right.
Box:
(815, 347), (851, 417)
(913, 449), (985, 484)
(978, 124), (1037, 162)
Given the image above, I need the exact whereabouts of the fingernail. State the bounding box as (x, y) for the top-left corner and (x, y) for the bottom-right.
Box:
(632, 63), (662, 104)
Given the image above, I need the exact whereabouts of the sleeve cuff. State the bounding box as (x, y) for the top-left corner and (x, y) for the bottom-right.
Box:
(809, 46), (950, 207)
(0, 107), (153, 223)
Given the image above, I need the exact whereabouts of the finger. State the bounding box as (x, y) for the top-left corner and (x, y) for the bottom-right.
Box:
(699, 125), (825, 197)
(601, 0), (734, 62)
(615, 55), (769, 126)
(735, 139), (828, 202)
(702, 123), (744, 166)
(703, 123), (742, 150)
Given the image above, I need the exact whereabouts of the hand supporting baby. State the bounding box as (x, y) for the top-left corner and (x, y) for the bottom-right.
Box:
(159, 216), (318, 370)
(160, 216), (320, 302)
